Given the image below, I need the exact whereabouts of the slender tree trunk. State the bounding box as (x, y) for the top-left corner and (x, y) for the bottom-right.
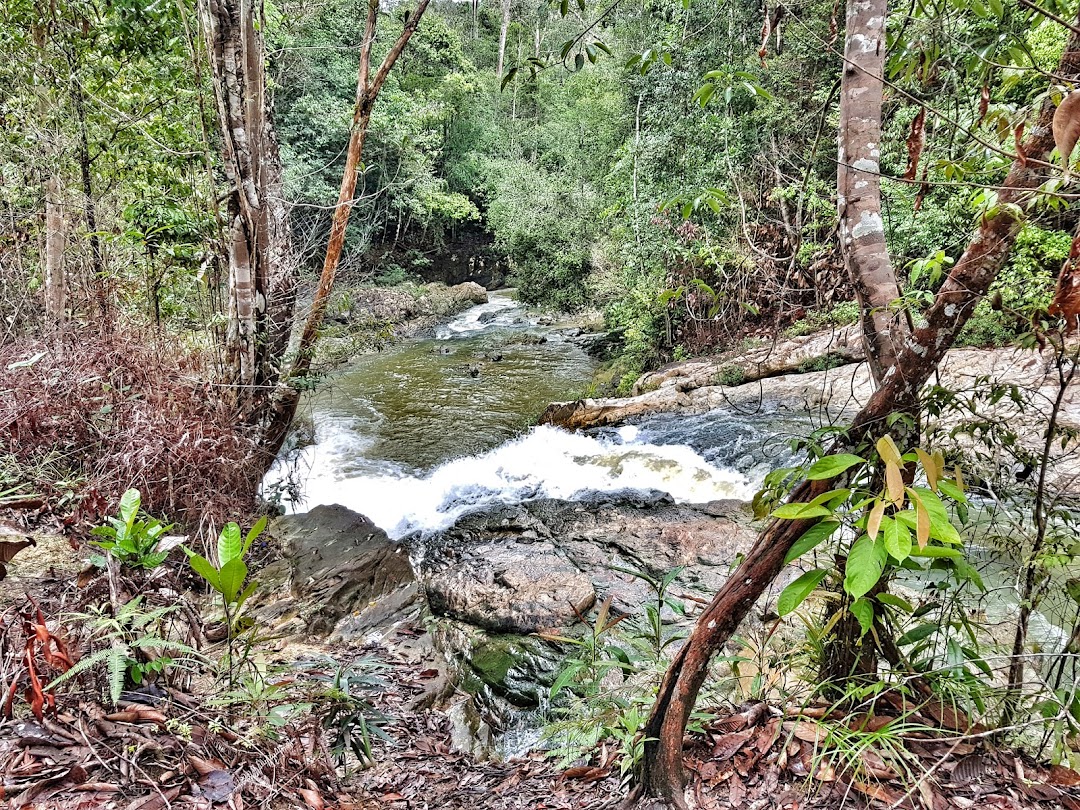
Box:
(43, 177), (66, 326)
(637, 16), (1080, 805)
(68, 59), (108, 325)
(837, 0), (908, 386)
(258, 0), (432, 460)
(200, 0), (295, 405)
(497, 0), (511, 77)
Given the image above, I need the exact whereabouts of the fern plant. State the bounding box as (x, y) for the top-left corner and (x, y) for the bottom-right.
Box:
(48, 598), (201, 704)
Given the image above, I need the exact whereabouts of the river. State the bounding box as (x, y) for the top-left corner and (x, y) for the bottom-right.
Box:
(264, 290), (805, 539)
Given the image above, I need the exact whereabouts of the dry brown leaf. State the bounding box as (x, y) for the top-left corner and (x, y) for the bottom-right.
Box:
(788, 720), (826, 743)
(711, 731), (753, 761)
(297, 786), (324, 809)
(1055, 91), (1080, 179)
(1049, 763), (1080, 786)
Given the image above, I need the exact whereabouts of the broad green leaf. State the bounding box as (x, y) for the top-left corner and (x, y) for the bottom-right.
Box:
(783, 520), (840, 564)
(898, 622), (938, 646)
(119, 488), (140, 530)
(876, 593), (913, 612)
(218, 522), (243, 565)
(882, 516), (912, 562)
(850, 598), (874, 637)
(844, 535), (887, 599)
(218, 557), (248, 604)
(777, 569), (829, 616)
(938, 479), (967, 504)
(909, 546), (962, 559)
(773, 503), (832, 520)
(805, 454), (865, 480)
(188, 554), (221, 593)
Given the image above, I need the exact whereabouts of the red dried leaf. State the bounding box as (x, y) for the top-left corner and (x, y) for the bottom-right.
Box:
(1055, 91), (1080, 179)
(905, 107), (927, 181)
(1050, 235), (1080, 332)
(977, 83), (990, 127)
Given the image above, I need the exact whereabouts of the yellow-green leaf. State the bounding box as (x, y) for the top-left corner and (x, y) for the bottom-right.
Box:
(876, 435), (902, 466)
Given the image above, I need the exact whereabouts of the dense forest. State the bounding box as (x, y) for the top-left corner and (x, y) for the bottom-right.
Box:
(3, 0), (1080, 806)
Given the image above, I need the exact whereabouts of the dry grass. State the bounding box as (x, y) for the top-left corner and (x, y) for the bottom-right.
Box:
(0, 331), (259, 537)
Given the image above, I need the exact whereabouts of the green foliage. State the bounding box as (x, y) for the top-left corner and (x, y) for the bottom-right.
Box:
(90, 488), (173, 570)
(184, 516), (268, 684)
(49, 598), (201, 705)
(772, 437), (976, 629)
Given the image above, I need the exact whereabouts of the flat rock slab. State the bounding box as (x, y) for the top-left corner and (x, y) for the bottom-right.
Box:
(418, 535), (596, 633)
(414, 493), (761, 628)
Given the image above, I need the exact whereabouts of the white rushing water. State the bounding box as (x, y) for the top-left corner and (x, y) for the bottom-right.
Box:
(272, 422), (755, 539)
(262, 291), (787, 537)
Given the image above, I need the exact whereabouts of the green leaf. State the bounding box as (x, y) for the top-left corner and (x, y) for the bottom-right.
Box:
(876, 593), (914, 612)
(119, 488), (140, 531)
(910, 486), (961, 544)
(188, 553), (221, 593)
(218, 522), (243, 565)
(850, 598), (874, 637)
(773, 503), (832, 520)
(244, 516), (268, 555)
(574, 53), (584, 71)
(882, 517), (912, 562)
(844, 535), (887, 599)
(937, 479), (967, 504)
(218, 557), (248, 604)
(897, 622), (938, 646)
(805, 454), (865, 480)
(777, 569), (829, 616)
(783, 520), (840, 564)
(559, 0), (568, 15)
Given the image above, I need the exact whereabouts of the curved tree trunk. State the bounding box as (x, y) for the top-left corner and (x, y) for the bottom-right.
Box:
(258, 0), (433, 461)
(637, 15), (1080, 805)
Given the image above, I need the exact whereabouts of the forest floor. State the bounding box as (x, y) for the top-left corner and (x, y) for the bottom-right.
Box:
(6, 577), (1080, 810)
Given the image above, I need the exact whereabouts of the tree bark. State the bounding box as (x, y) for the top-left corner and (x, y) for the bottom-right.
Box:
(638, 16), (1080, 805)
(258, 0), (432, 460)
(200, 0), (295, 404)
(837, 0), (908, 386)
(497, 0), (512, 78)
(43, 177), (66, 325)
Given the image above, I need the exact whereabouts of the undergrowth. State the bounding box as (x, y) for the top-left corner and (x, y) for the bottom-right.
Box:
(0, 332), (258, 536)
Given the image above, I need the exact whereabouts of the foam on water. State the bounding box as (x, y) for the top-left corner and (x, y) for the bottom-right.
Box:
(270, 423), (753, 539)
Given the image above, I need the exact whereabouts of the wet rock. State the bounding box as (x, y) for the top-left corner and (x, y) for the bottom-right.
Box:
(477, 310), (500, 324)
(416, 495), (759, 624)
(418, 531), (595, 633)
(267, 504), (417, 636)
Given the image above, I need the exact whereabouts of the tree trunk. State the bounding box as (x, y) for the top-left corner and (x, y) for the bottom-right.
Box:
(258, 0), (432, 460)
(200, 0), (295, 405)
(497, 0), (511, 78)
(43, 177), (66, 325)
(837, 0), (908, 386)
(68, 56), (108, 325)
(637, 16), (1080, 805)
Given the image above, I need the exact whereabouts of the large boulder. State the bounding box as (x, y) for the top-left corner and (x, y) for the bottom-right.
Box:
(266, 504), (417, 636)
(414, 493), (764, 628)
